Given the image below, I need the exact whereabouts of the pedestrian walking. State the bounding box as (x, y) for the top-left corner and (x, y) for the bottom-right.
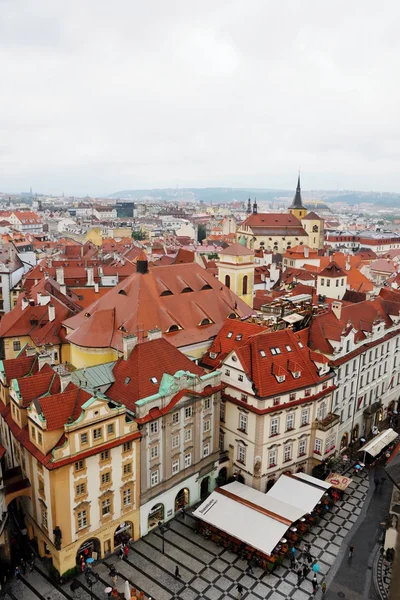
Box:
(21, 559), (26, 576)
(118, 546), (124, 560)
(312, 574), (318, 594)
(180, 507), (186, 520)
(246, 557), (254, 574)
(348, 545), (355, 559)
(112, 574), (118, 587)
(15, 566), (21, 581)
(236, 583), (244, 600)
(174, 565), (181, 579)
(124, 544), (129, 560)
(302, 563), (309, 579)
(321, 580), (327, 595)
(296, 565), (302, 585)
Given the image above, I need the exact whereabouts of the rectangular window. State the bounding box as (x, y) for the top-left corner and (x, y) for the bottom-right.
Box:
(314, 439), (322, 454)
(123, 441), (132, 453)
(184, 453), (192, 468)
(270, 418), (279, 436)
(81, 433), (88, 445)
(107, 423), (115, 435)
(327, 279), (330, 287)
(273, 397), (280, 406)
(123, 488), (132, 506)
(150, 470), (159, 486)
(203, 419), (211, 433)
(239, 413), (247, 432)
(150, 422), (158, 434)
(123, 462), (132, 475)
(185, 407), (192, 419)
(172, 459), (180, 474)
(93, 427), (102, 440)
(241, 393), (248, 402)
(219, 432), (224, 453)
(31, 426), (36, 440)
(237, 445), (246, 464)
(172, 412), (179, 424)
(204, 397), (211, 410)
(172, 434), (180, 449)
(75, 459), (84, 472)
(238, 374), (244, 382)
(76, 483), (86, 496)
(286, 413), (294, 430)
(77, 510), (87, 530)
(284, 445), (292, 462)
(220, 403), (225, 422)
(203, 443), (210, 457)
(101, 450), (110, 462)
(150, 445), (159, 459)
(298, 439), (306, 456)
(301, 408), (309, 425)
(102, 498), (111, 516)
(38, 479), (45, 494)
(38, 431), (43, 445)
(225, 369), (230, 376)
(184, 429), (192, 442)
(13, 341), (21, 352)
(41, 506), (48, 529)
(101, 471), (111, 485)
(268, 449), (276, 467)
(289, 392), (296, 401)
(305, 389), (311, 397)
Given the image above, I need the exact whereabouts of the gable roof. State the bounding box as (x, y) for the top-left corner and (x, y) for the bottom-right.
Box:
(219, 243), (253, 257)
(15, 364), (61, 408)
(0, 354), (39, 382)
(107, 337), (204, 411)
(318, 261), (347, 279)
(37, 383), (92, 430)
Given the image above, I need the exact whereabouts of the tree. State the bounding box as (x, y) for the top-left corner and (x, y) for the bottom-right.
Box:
(132, 229), (147, 241)
(197, 224), (207, 243)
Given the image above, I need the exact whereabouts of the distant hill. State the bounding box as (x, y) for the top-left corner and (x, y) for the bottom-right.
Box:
(109, 187), (400, 207)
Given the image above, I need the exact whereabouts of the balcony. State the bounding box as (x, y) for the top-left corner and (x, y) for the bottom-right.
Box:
(315, 413), (340, 432)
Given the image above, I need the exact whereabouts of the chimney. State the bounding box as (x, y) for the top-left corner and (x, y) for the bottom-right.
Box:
(21, 297), (29, 310)
(48, 303), (55, 322)
(60, 284), (67, 296)
(56, 267), (64, 285)
(38, 352), (52, 370)
(44, 271), (49, 281)
(86, 266), (94, 286)
(304, 246), (309, 258)
(122, 334), (138, 360)
(94, 282), (99, 293)
(37, 292), (50, 306)
(332, 301), (342, 320)
(148, 327), (162, 341)
(59, 370), (72, 392)
(48, 258), (52, 268)
(346, 257), (351, 271)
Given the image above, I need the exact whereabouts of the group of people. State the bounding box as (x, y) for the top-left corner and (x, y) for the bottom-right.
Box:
(118, 542), (130, 561)
(14, 555), (34, 580)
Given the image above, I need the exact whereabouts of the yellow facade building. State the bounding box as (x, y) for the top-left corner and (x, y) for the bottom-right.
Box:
(216, 243), (255, 308)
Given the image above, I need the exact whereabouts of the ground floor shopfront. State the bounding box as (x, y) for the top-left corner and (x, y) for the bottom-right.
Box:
(140, 465), (218, 537)
(25, 505), (140, 576)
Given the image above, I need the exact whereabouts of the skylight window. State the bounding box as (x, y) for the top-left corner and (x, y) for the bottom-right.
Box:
(271, 347), (281, 355)
(260, 350), (266, 357)
(227, 332), (233, 339)
(236, 334), (242, 341)
(124, 377), (131, 384)
(298, 342), (304, 349)
(286, 345), (292, 352)
(150, 377), (158, 384)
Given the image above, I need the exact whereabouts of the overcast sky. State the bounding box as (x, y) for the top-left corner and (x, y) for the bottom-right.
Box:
(1, 0), (400, 196)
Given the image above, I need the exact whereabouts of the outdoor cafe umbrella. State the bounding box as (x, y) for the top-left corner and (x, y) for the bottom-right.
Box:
(124, 580), (131, 599)
(86, 557), (95, 563)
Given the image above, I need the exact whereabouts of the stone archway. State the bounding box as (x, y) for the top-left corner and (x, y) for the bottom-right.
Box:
(340, 432), (349, 449)
(175, 488), (190, 513)
(76, 537), (101, 564)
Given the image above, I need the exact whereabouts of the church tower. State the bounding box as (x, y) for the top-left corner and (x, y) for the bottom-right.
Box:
(288, 174), (307, 220)
(216, 243), (255, 308)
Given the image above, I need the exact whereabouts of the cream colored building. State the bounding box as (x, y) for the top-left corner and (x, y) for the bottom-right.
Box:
(216, 243), (255, 307)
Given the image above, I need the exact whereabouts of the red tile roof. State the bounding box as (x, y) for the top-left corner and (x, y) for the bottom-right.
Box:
(241, 213), (303, 228)
(219, 243), (253, 257)
(64, 263), (252, 350)
(108, 337), (204, 411)
(318, 261), (347, 279)
(16, 364), (61, 407)
(1, 354), (38, 382)
(38, 383), (92, 430)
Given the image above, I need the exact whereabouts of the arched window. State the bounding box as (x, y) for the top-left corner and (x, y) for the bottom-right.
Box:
(225, 275), (230, 289)
(242, 275), (248, 295)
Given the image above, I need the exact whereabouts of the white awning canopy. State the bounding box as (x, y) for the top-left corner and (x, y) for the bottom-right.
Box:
(267, 475), (328, 513)
(192, 484), (288, 556)
(293, 472), (331, 490)
(359, 428), (398, 457)
(193, 476), (329, 556)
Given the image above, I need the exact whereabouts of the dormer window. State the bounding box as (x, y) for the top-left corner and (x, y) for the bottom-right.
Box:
(201, 284), (212, 290)
(209, 352), (217, 359)
(236, 334), (242, 341)
(227, 332), (233, 339)
(228, 313), (237, 319)
(277, 375), (285, 383)
(292, 371), (301, 379)
(166, 324), (180, 333)
(160, 290), (173, 296)
(181, 287), (193, 293)
(118, 289), (127, 296)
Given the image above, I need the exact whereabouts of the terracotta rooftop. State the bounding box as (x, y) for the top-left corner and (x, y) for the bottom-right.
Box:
(64, 262), (252, 351)
(0, 353), (39, 382)
(37, 383), (91, 430)
(218, 243), (253, 257)
(107, 337), (204, 411)
(15, 363), (61, 407)
(241, 213), (305, 230)
(318, 261), (347, 279)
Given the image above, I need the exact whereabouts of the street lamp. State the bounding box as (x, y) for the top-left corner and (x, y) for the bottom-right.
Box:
(158, 520), (169, 554)
(85, 571), (99, 600)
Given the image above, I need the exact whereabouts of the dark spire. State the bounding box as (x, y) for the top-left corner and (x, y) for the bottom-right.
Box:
(136, 249), (149, 274)
(247, 197), (251, 214)
(252, 198), (258, 214)
(289, 173), (305, 209)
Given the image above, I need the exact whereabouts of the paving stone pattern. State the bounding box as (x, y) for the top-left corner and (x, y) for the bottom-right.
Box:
(4, 472), (370, 600)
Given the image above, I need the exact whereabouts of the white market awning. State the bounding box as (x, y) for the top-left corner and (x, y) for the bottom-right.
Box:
(267, 475), (327, 513)
(193, 484), (289, 556)
(359, 428), (398, 457)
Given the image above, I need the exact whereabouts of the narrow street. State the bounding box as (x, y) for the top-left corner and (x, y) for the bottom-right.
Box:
(325, 468), (392, 600)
